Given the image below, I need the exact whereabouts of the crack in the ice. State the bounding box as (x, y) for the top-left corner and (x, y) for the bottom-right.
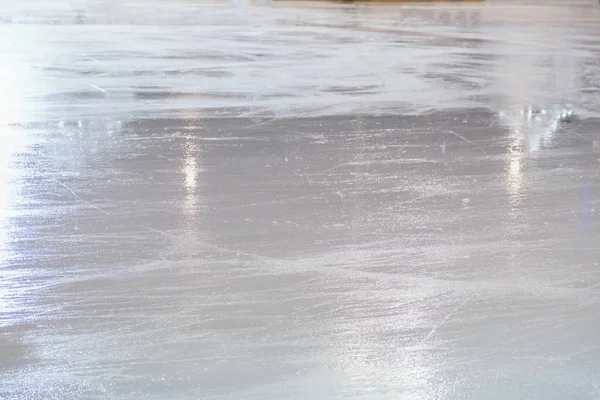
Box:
(447, 129), (487, 155)
(420, 293), (473, 344)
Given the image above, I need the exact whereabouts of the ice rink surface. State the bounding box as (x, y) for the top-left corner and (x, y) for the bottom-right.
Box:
(2, 0), (600, 398)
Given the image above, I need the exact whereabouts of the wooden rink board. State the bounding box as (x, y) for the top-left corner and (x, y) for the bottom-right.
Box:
(270, 0), (485, 29)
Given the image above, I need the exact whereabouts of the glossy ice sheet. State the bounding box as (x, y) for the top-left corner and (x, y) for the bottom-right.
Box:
(2, 0), (600, 399)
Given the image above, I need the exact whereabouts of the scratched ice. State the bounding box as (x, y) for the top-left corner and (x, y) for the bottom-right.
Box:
(1, 0), (600, 399)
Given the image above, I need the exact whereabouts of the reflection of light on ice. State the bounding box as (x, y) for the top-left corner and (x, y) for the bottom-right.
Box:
(503, 110), (525, 246)
(0, 37), (31, 316)
(178, 131), (205, 257)
(182, 139), (201, 222)
(0, 176), (10, 266)
(0, 125), (27, 317)
(182, 111), (202, 196)
(0, 54), (25, 124)
(0, 127), (25, 261)
(500, 107), (572, 153)
(184, 147), (198, 193)
(508, 155), (522, 207)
